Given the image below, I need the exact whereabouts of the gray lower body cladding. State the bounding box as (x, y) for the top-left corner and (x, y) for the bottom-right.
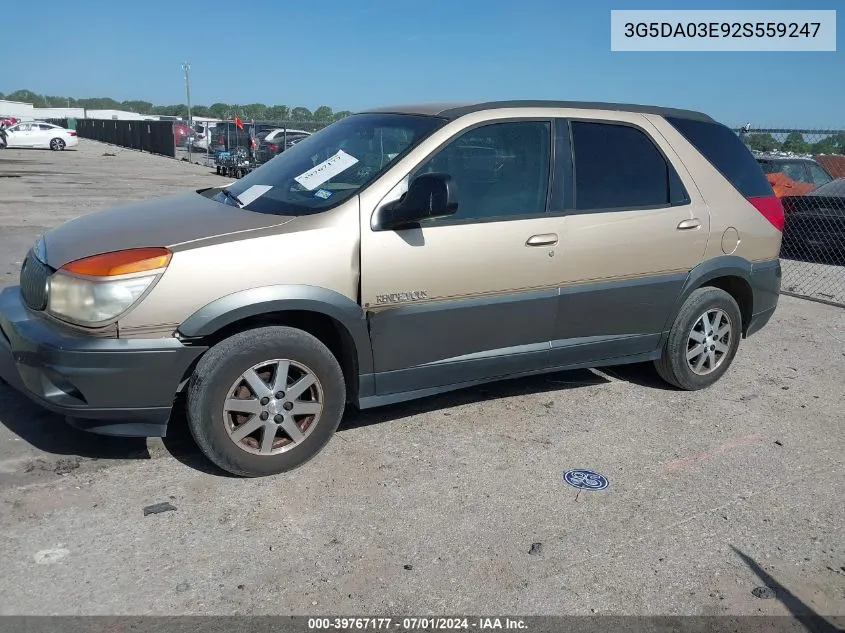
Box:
(0, 287), (206, 437)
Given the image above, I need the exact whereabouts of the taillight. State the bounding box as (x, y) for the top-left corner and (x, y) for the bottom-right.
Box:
(267, 144), (278, 151)
(69, 131), (77, 136)
(747, 195), (784, 232)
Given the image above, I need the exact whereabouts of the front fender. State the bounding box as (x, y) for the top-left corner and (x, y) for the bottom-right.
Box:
(177, 285), (374, 375)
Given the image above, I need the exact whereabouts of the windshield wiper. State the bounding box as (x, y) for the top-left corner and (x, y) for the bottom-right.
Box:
(220, 188), (244, 207)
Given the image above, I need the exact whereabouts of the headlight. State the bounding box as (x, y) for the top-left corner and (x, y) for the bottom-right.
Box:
(47, 247), (172, 326)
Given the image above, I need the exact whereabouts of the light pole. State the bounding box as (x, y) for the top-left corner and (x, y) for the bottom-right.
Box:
(182, 61), (192, 160)
(182, 61), (192, 126)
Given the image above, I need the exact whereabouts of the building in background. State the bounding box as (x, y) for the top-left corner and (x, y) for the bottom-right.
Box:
(0, 99), (166, 122)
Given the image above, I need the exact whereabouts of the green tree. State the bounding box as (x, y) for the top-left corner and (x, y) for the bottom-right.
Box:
(121, 100), (154, 113)
(151, 104), (188, 117)
(290, 106), (312, 121)
(265, 105), (290, 121)
(781, 131), (810, 154)
(208, 102), (231, 119)
(242, 103), (267, 120)
(45, 95), (77, 107)
(744, 133), (780, 153)
(313, 105), (334, 122)
(332, 110), (353, 121)
(6, 89), (44, 104)
(77, 97), (123, 110)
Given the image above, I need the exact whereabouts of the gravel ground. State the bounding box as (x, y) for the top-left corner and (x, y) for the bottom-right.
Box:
(0, 141), (843, 619)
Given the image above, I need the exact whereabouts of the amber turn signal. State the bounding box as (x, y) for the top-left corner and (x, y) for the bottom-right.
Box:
(62, 248), (172, 277)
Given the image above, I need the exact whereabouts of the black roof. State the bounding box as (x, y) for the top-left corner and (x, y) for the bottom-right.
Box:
(361, 100), (714, 122)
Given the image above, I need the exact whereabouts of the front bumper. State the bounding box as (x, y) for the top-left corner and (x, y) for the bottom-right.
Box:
(0, 286), (206, 437)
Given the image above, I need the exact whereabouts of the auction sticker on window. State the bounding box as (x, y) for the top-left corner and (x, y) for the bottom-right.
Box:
(237, 184), (273, 206)
(295, 150), (359, 191)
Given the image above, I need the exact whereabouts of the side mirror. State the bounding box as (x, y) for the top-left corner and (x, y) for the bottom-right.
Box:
(379, 173), (458, 230)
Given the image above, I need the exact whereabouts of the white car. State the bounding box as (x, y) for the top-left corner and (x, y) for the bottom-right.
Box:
(263, 128), (311, 143)
(1, 121), (79, 150)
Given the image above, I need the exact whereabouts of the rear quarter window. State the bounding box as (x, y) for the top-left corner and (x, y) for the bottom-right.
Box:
(666, 117), (773, 198)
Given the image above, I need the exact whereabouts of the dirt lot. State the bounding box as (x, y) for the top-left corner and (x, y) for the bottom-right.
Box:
(0, 141), (843, 619)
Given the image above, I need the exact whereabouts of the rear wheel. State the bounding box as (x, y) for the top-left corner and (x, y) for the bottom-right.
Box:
(654, 287), (742, 390)
(50, 138), (66, 151)
(186, 326), (346, 477)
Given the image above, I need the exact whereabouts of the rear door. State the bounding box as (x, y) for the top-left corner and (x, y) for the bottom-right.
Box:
(548, 114), (710, 366)
(34, 124), (55, 147)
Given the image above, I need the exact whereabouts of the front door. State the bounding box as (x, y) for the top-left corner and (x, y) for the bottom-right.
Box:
(549, 115), (710, 366)
(359, 118), (563, 396)
(7, 123), (33, 147)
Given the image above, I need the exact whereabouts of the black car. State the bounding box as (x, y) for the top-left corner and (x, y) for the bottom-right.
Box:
(780, 177), (845, 261)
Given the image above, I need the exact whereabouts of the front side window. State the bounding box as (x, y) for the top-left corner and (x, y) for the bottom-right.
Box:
(781, 162), (809, 183)
(808, 163), (833, 185)
(411, 120), (551, 223)
(571, 121), (679, 211)
(218, 113), (446, 216)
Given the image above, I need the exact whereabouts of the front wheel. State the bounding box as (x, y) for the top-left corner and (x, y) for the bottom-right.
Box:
(654, 287), (742, 391)
(186, 326), (346, 477)
(50, 138), (65, 151)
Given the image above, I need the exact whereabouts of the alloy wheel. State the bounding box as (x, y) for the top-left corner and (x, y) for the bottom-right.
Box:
(686, 308), (733, 375)
(222, 359), (324, 455)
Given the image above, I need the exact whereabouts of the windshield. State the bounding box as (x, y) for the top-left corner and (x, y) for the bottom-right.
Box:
(213, 113), (446, 215)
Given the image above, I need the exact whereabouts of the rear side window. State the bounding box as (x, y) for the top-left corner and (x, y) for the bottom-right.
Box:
(667, 117), (773, 198)
(570, 121), (688, 211)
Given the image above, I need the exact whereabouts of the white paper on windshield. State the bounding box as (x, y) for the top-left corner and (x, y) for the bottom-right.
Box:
(237, 184), (273, 206)
(294, 150), (359, 190)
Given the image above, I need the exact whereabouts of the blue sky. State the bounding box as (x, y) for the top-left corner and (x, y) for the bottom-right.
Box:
(1, 0), (842, 127)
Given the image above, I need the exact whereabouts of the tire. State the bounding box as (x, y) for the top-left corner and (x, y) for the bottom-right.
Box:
(215, 165), (221, 175)
(50, 138), (65, 151)
(654, 287), (742, 391)
(186, 326), (346, 477)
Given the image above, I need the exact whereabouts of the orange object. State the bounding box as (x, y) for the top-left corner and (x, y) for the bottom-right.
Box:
(815, 154), (845, 179)
(62, 248), (172, 277)
(765, 172), (816, 198)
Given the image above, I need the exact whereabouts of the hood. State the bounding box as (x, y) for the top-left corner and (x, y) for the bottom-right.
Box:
(42, 191), (294, 268)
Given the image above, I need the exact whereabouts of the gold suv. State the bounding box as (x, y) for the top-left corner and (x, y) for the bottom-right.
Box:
(0, 101), (783, 476)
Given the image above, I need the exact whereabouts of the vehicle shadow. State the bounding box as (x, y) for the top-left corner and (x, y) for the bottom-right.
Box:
(339, 367), (611, 431)
(0, 362), (668, 475)
(730, 546), (840, 633)
(0, 384), (150, 461)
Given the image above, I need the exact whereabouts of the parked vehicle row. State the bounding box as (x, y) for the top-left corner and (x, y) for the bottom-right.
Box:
(0, 120), (78, 150)
(780, 177), (845, 260)
(755, 153), (834, 197)
(753, 153), (844, 261)
(186, 122), (312, 162)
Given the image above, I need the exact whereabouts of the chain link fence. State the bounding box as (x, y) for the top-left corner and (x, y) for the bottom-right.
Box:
(735, 128), (845, 307)
(177, 118), (333, 167)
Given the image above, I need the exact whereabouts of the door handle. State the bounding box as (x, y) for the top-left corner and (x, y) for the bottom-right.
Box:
(677, 218), (701, 231)
(526, 233), (559, 247)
